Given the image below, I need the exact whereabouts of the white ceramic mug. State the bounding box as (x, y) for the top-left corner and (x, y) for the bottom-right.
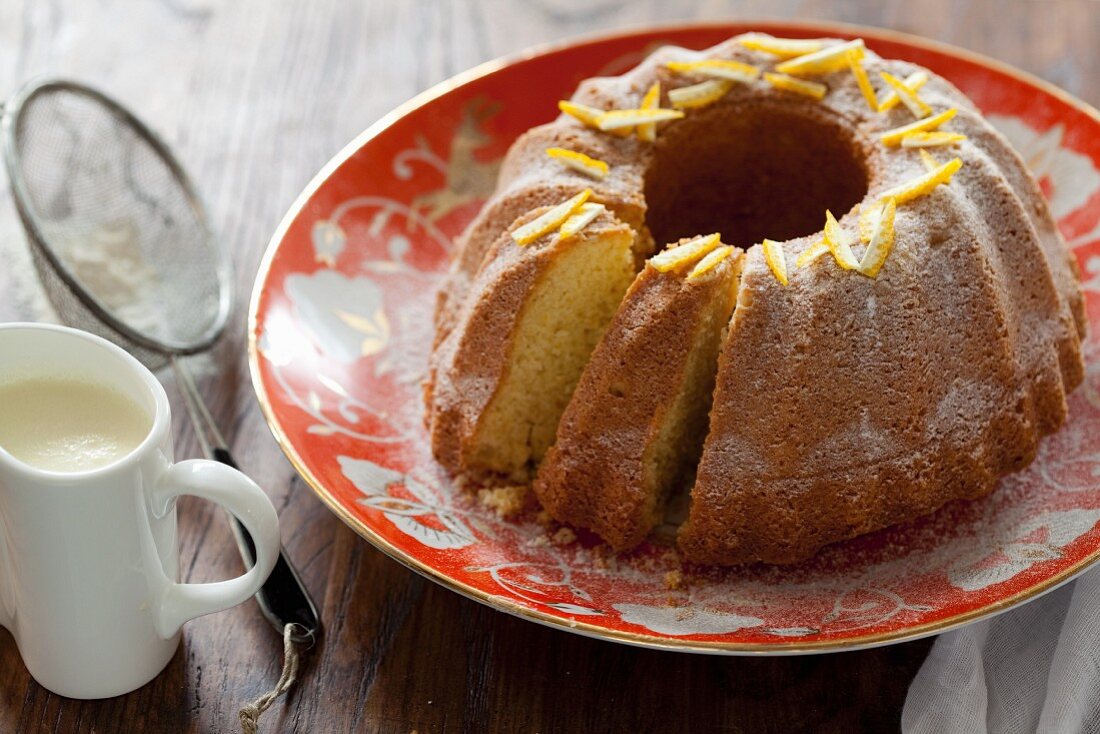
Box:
(0, 323), (280, 699)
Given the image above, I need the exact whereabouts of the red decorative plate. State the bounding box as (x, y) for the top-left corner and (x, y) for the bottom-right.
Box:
(249, 21), (1100, 653)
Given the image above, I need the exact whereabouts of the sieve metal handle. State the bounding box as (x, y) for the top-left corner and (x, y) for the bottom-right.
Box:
(172, 358), (320, 646)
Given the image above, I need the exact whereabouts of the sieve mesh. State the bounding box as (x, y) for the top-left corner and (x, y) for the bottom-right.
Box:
(3, 80), (230, 364)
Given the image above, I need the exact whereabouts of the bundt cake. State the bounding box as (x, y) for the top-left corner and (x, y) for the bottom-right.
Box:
(426, 33), (1086, 566)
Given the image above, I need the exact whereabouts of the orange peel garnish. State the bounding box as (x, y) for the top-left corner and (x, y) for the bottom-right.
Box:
(558, 100), (631, 137)
(763, 72), (827, 100)
(775, 39), (865, 75)
(847, 53), (878, 111)
(877, 157), (962, 204)
(738, 35), (825, 59)
(880, 107), (958, 146)
(880, 71), (932, 118)
(511, 189), (591, 246)
(823, 210), (860, 270)
(596, 107), (684, 130)
(900, 131), (967, 148)
(558, 202), (606, 238)
(919, 149), (939, 172)
(650, 233), (722, 272)
(858, 202), (883, 244)
(761, 239), (789, 285)
(878, 71), (928, 112)
(795, 239), (829, 268)
(666, 59), (761, 83)
(859, 198), (896, 277)
(668, 79), (735, 108)
(636, 82), (661, 142)
(545, 148), (609, 179)
(558, 100), (600, 126)
(687, 245), (735, 280)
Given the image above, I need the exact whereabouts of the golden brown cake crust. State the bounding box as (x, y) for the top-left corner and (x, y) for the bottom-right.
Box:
(678, 186), (1067, 564)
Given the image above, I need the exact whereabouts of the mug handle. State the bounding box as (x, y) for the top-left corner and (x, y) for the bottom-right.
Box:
(149, 460), (280, 639)
(0, 525), (13, 630)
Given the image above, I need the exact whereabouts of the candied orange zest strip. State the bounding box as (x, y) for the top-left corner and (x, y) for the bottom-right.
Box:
(558, 100), (601, 126)
(688, 245), (735, 280)
(558, 202), (606, 238)
(761, 239), (789, 285)
(641, 82), (662, 108)
(738, 35), (825, 59)
(637, 82), (661, 142)
(512, 189), (592, 246)
(545, 147), (610, 179)
(877, 157), (962, 204)
(795, 239), (830, 268)
(919, 149), (939, 172)
(775, 39), (865, 75)
(558, 100), (631, 137)
(858, 202), (883, 244)
(823, 210), (860, 270)
(650, 233), (723, 272)
(668, 79), (735, 109)
(900, 131), (967, 148)
(666, 59), (761, 83)
(878, 71), (928, 112)
(596, 107), (684, 130)
(848, 53), (879, 111)
(880, 71), (932, 118)
(880, 107), (958, 146)
(763, 72), (827, 100)
(859, 198), (897, 277)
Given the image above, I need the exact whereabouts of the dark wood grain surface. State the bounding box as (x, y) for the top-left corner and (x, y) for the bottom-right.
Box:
(1, 1), (1097, 732)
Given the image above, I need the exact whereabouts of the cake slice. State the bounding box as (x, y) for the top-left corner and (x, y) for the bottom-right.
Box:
(534, 237), (744, 549)
(428, 202), (637, 481)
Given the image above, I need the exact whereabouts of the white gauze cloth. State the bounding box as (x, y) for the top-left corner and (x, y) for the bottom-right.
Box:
(902, 569), (1100, 733)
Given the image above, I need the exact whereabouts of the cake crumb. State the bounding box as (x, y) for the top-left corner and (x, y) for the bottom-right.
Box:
(551, 527), (577, 545)
(453, 473), (474, 494)
(592, 544), (619, 572)
(664, 569), (685, 591)
(477, 484), (529, 518)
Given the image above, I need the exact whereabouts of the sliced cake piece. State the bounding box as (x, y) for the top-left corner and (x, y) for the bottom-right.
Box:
(428, 202), (637, 481)
(534, 236), (744, 549)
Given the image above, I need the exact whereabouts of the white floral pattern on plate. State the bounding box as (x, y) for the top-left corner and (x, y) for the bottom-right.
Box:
(340, 455), (477, 550)
(614, 604), (765, 636)
(286, 271), (390, 363)
(948, 508), (1100, 592)
(988, 115), (1100, 224)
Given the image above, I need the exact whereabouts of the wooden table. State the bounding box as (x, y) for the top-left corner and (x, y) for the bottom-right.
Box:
(0, 1), (1096, 731)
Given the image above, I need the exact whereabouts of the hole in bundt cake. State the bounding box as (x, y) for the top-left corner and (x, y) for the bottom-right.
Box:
(643, 102), (869, 248)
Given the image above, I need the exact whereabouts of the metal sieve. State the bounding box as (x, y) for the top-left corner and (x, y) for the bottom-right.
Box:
(0, 78), (318, 644)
